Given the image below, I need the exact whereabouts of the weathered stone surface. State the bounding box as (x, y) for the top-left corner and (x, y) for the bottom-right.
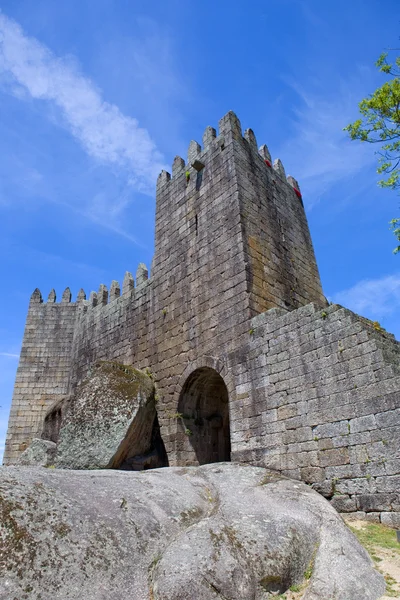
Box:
(17, 438), (57, 467)
(53, 362), (166, 470)
(330, 494), (357, 513)
(0, 463), (385, 600)
(357, 493), (400, 513)
(381, 512), (400, 528)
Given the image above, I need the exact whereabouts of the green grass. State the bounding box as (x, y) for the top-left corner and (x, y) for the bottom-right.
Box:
(349, 523), (400, 555)
(349, 522), (399, 597)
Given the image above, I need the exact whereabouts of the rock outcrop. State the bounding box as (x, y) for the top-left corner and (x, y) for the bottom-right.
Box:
(45, 362), (168, 470)
(17, 438), (57, 467)
(0, 463), (385, 600)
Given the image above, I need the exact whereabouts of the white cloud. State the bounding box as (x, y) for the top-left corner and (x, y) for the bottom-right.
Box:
(279, 74), (376, 207)
(0, 352), (19, 358)
(0, 11), (166, 196)
(333, 273), (400, 319)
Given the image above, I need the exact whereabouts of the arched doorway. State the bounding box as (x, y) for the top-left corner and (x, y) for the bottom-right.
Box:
(177, 367), (231, 465)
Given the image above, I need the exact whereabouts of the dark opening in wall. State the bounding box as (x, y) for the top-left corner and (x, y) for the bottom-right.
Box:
(42, 402), (64, 443)
(195, 169), (203, 190)
(178, 367), (231, 465)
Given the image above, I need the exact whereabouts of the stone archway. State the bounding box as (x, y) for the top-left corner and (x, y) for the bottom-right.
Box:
(177, 367), (231, 465)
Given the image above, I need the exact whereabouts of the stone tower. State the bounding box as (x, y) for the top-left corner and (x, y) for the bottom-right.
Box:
(4, 111), (325, 465)
(149, 111), (326, 464)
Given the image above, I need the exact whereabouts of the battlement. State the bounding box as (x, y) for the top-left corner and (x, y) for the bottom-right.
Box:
(154, 110), (325, 317)
(30, 287), (80, 305)
(29, 264), (150, 313)
(157, 111), (302, 202)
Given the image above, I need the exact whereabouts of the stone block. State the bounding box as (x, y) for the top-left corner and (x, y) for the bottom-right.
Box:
(311, 480), (334, 498)
(277, 404), (299, 420)
(350, 414), (377, 434)
(313, 420), (349, 439)
(376, 408), (400, 429)
(341, 511), (367, 521)
(300, 466), (325, 483)
(331, 495), (357, 513)
(380, 512), (400, 528)
(319, 447), (350, 468)
(375, 475), (400, 494)
(336, 478), (375, 496)
(284, 426), (313, 444)
(363, 512), (381, 523)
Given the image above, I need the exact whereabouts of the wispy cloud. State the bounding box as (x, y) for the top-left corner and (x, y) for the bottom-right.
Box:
(333, 273), (400, 320)
(279, 73), (376, 207)
(0, 352), (19, 358)
(0, 11), (167, 201)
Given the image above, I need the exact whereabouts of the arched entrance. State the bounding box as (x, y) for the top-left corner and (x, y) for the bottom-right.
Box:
(177, 367), (231, 465)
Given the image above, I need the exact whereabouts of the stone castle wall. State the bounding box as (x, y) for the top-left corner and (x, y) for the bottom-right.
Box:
(4, 289), (77, 462)
(228, 303), (400, 524)
(4, 112), (399, 521)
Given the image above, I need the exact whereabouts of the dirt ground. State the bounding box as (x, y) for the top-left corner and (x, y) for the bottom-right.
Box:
(347, 520), (400, 599)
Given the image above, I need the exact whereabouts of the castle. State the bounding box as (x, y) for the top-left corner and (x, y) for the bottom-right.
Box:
(4, 111), (400, 520)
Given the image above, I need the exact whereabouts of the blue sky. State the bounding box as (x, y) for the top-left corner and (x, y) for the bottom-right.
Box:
(1, 0), (399, 462)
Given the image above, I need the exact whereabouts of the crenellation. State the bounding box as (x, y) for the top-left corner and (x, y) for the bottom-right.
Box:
(273, 158), (286, 179)
(187, 140), (201, 163)
(258, 144), (272, 168)
(244, 128), (258, 152)
(172, 155), (185, 177)
(110, 280), (121, 302)
(97, 284), (108, 306)
(157, 170), (171, 188)
(89, 291), (98, 307)
(123, 271), (134, 295)
(202, 125), (216, 149)
(61, 287), (72, 303)
(218, 110), (242, 139)
(30, 288), (43, 303)
(47, 289), (56, 303)
(287, 175), (301, 193)
(77, 289), (86, 303)
(136, 263), (148, 287)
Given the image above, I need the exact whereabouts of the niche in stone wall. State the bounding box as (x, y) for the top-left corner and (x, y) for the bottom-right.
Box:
(178, 367), (231, 465)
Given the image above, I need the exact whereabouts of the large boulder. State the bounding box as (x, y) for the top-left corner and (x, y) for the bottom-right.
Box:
(51, 362), (167, 470)
(17, 438), (57, 467)
(0, 463), (385, 600)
